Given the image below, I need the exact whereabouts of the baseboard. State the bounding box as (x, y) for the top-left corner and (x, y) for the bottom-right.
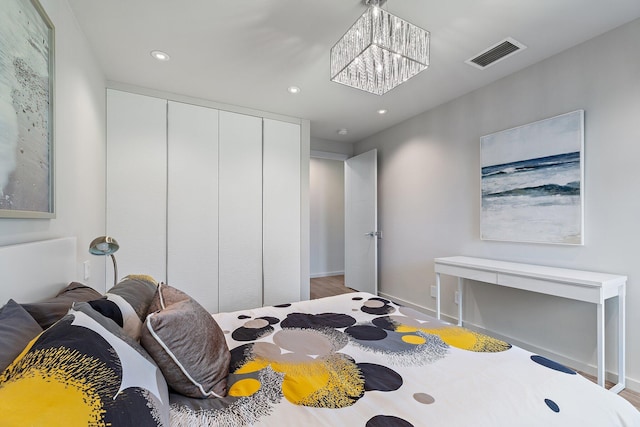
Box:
(378, 291), (441, 318)
(378, 291), (640, 393)
(310, 271), (344, 279)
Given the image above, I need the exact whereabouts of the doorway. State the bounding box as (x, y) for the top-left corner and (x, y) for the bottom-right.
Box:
(310, 156), (346, 282)
(309, 150), (378, 298)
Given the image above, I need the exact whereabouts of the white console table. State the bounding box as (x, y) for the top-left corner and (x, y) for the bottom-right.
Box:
(434, 256), (626, 393)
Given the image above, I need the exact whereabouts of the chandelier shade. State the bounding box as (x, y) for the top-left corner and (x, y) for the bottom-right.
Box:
(330, 3), (430, 96)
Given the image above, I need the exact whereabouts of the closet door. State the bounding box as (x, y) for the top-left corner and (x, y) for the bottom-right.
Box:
(106, 90), (167, 284)
(263, 119), (301, 305)
(218, 111), (263, 312)
(167, 101), (219, 313)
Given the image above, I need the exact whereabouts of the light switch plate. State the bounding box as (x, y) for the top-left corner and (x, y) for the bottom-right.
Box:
(83, 260), (90, 280)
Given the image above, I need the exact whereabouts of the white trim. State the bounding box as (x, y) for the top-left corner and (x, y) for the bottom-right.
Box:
(377, 291), (447, 319)
(310, 150), (349, 161)
(300, 120), (311, 302)
(310, 271), (345, 279)
(107, 81), (302, 126)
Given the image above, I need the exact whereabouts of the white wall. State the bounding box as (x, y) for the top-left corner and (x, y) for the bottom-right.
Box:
(311, 137), (354, 157)
(310, 157), (344, 277)
(0, 0), (107, 292)
(355, 18), (640, 389)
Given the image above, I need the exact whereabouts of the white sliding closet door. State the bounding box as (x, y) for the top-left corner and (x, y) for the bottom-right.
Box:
(167, 101), (219, 313)
(106, 90), (167, 284)
(263, 119), (301, 306)
(218, 111), (263, 312)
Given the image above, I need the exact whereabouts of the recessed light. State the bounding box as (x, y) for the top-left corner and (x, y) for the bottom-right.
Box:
(377, 109), (388, 115)
(150, 50), (170, 61)
(337, 128), (348, 135)
(287, 86), (301, 94)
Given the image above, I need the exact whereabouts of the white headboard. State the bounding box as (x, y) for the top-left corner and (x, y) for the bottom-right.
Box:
(0, 237), (77, 304)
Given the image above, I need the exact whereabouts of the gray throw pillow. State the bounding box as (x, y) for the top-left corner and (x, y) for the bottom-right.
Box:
(21, 282), (102, 329)
(106, 275), (158, 320)
(105, 274), (158, 340)
(0, 299), (43, 372)
(140, 283), (230, 398)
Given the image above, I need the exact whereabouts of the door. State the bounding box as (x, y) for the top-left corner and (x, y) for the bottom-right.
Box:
(218, 111), (263, 312)
(344, 149), (378, 294)
(106, 90), (167, 285)
(263, 119), (301, 306)
(167, 101), (219, 313)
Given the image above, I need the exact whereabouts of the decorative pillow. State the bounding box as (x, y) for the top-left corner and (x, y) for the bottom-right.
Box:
(0, 300), (42, 372)
(105, 274), (158, 340)
(88, 298), (124, 328)
(141, 283), (230, 398)
(0, 302), (169, 426)
(21, 282), (102, 329)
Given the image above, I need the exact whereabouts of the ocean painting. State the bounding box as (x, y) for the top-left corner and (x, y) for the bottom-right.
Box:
(481, 111), (584, 244)
(0, 0), (54, 218)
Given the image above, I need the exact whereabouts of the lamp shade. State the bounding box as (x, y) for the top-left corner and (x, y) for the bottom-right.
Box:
(89, 236), (119, 255)
(330, 4), (430, 95)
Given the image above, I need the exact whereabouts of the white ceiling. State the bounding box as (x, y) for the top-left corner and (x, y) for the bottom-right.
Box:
(68, 0), (640, 144)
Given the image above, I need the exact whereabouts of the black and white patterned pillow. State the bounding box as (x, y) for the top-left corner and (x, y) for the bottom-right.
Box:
(0, 302), (169, 426)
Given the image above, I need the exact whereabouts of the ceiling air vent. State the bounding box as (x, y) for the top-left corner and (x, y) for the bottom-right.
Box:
(466, 37), (526, 69)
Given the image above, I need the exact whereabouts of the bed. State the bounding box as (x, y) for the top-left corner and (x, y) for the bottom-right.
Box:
(1, 239), (639, 426)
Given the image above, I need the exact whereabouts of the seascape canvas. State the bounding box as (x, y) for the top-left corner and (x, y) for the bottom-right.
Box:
(0, 0), (54, 218)
(480, 110), (584, 244)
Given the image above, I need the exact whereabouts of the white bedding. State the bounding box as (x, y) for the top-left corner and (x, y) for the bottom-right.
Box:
(169, 292), (640, 426)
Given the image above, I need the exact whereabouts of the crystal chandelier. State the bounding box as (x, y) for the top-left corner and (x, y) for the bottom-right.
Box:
(330, 0), (430, 96)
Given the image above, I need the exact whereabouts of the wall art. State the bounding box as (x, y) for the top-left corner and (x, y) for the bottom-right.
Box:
(480, 110), (584, 244)
(0, 0), (55, 218)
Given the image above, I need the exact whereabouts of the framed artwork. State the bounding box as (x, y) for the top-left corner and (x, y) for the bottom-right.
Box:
(0, 0), (55, 218)
(480, 110), (584, 245)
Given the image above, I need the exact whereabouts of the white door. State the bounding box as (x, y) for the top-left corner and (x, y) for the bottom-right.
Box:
(167, 101), (219, 313)
(106, 90), (167, 285)
(344, 149), (378, 294)
(218, 111), (263, 312)
(263, 119), (301, 306)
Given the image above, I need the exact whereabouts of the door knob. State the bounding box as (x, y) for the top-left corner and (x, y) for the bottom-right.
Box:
(364, 231), (382, 238)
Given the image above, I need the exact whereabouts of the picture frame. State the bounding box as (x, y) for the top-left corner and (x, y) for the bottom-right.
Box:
(480, 110), (584, 245)
(0, 0), (55, 219)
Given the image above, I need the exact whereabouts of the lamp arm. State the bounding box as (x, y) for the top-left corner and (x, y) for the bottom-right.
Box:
(110, 254), (118, 286)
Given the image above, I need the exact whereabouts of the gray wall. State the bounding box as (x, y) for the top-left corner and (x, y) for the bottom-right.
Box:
(309, 137), (351, 278)
(0, 0), (107, 291)
(311, 137), (354, 157)
(355, 18), (640, 389)
(310, 157), (345, 277)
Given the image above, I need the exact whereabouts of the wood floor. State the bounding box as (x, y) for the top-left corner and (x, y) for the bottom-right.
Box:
(310, 275), (355, 299)
(310, 275), (640, 410)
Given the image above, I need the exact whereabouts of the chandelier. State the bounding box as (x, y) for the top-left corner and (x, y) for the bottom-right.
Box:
(330, 0), (430, 96)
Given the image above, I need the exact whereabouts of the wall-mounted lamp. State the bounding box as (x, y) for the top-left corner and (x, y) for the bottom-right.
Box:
(89, 236), (120, 286)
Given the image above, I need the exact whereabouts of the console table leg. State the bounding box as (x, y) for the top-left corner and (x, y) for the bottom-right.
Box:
(458, 278), (463, 326)
(618, 287), (626, 390)
(436, 273), (441, 320)
(597, 302), (605, 387)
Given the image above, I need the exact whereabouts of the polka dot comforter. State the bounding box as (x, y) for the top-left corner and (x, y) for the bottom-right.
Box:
(169, 292), (640, 426)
